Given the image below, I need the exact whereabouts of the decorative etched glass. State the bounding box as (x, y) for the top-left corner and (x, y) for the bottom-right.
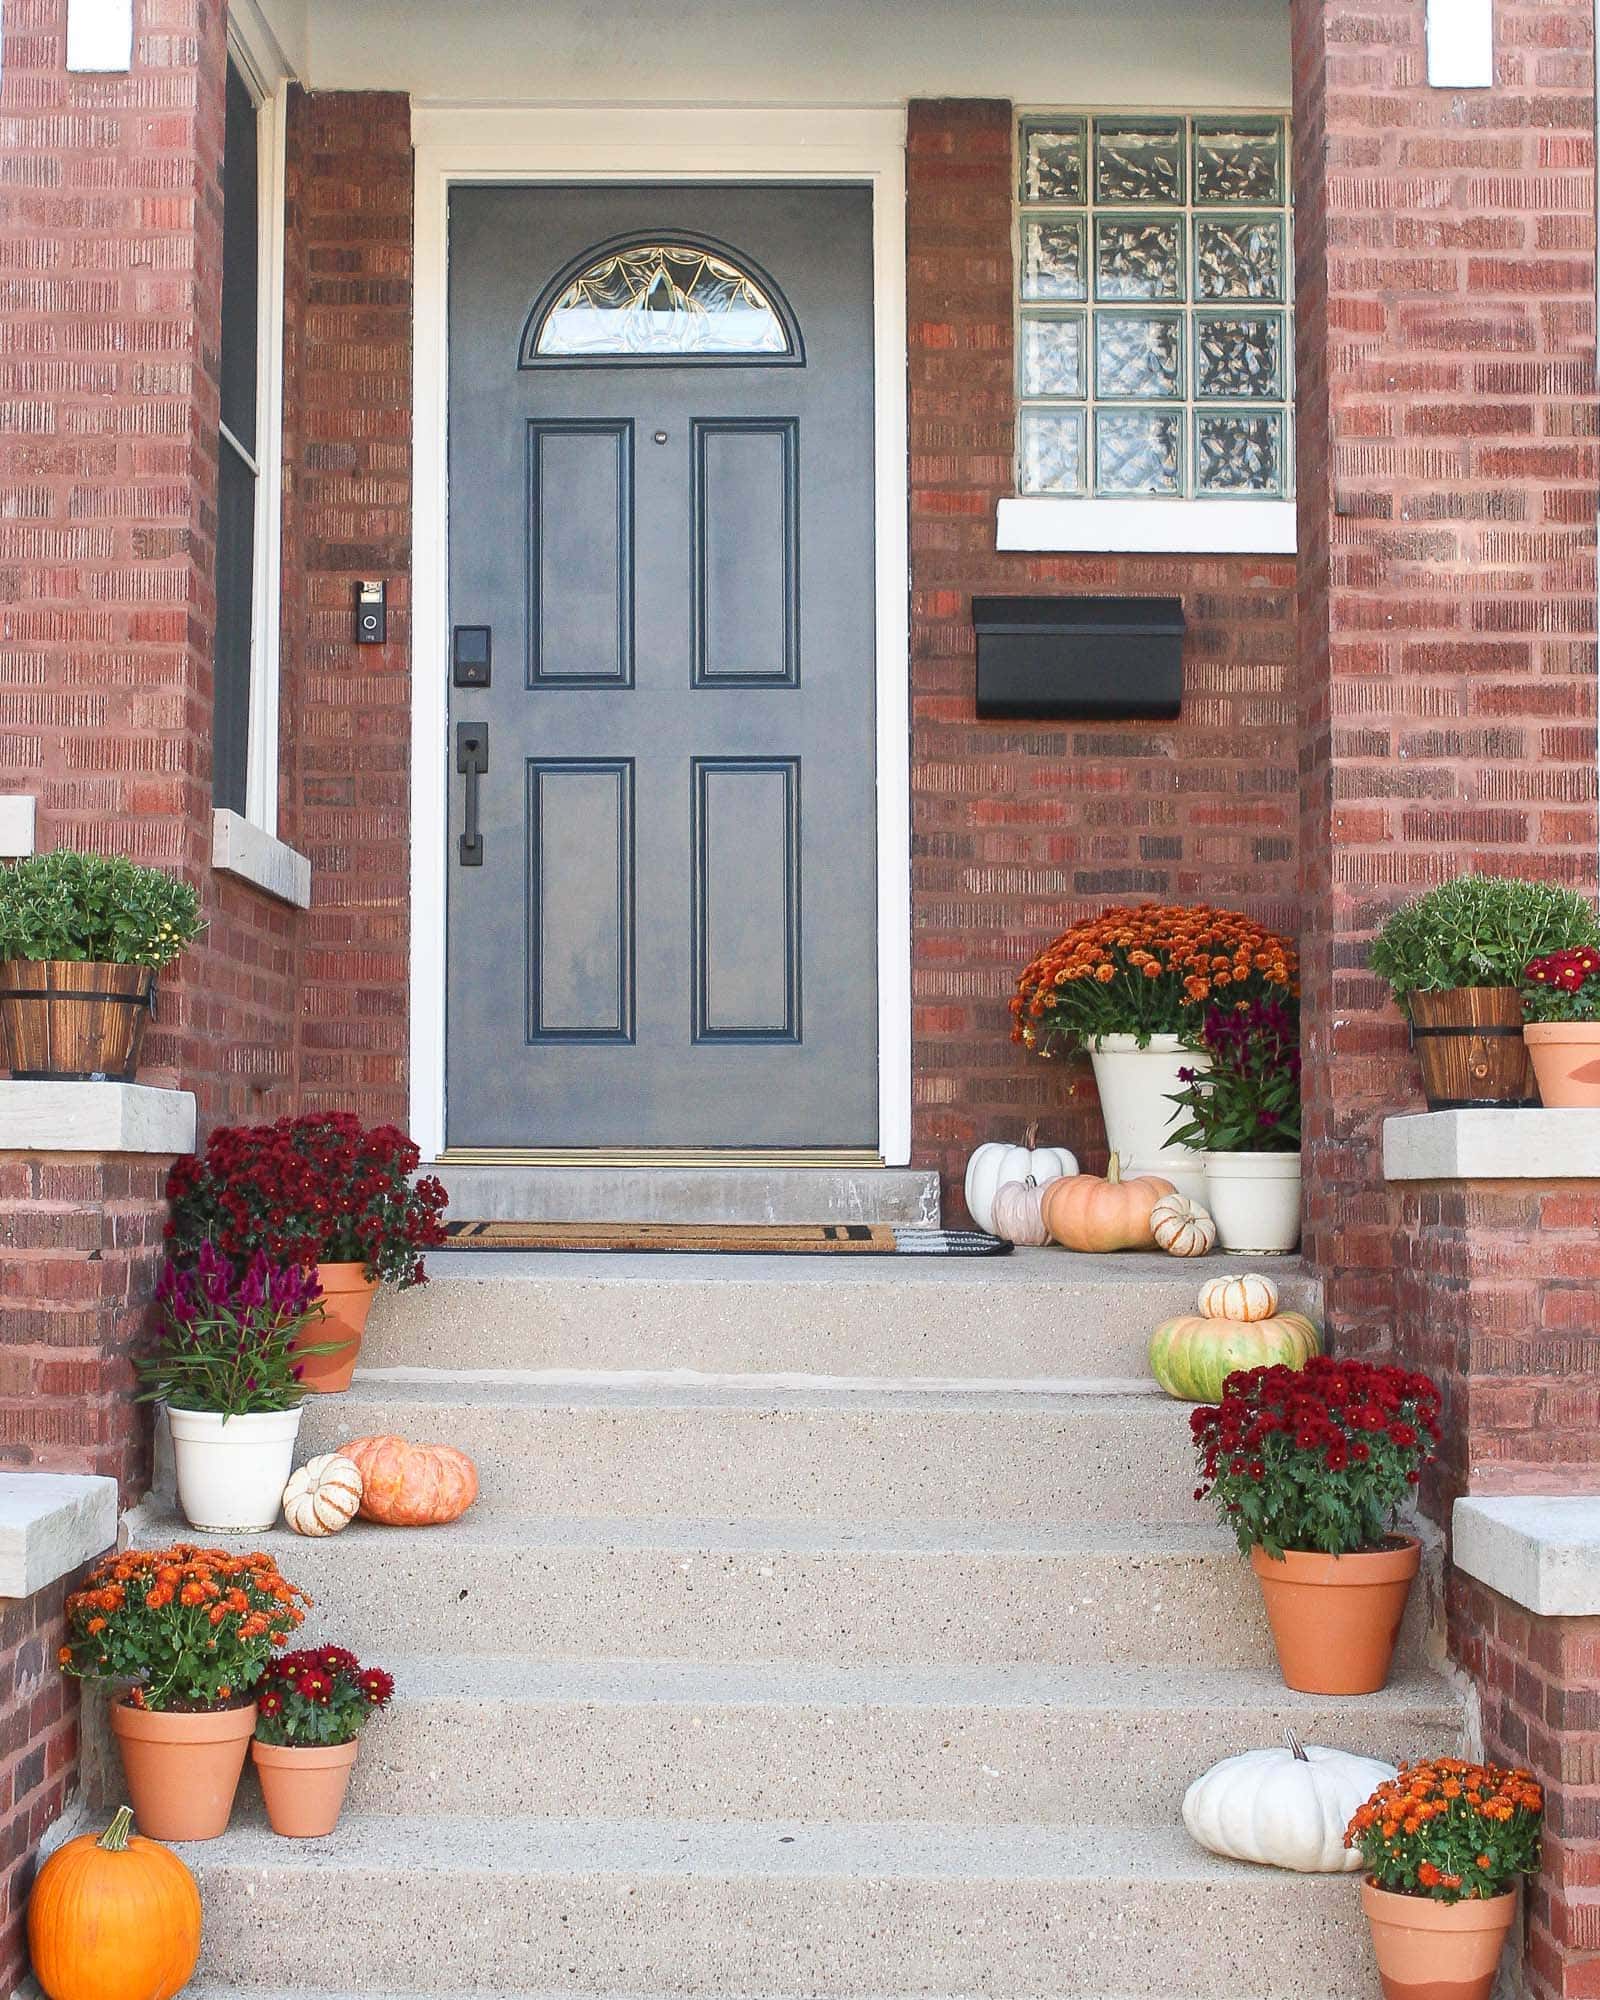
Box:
(1020, 118), (1087, 204)
(1196, 410), (1284, 494)
(1195, 312), (1283, 399)
(1194, 216), (1285, 302)
(535, 244), (790, 357)
(1095, 216), (1183, 302)
(1019, 408), (1087, 494)
(1096, 409), (1182, 495)
(1019, 312), (1085, 399)
(1021, 216), (1088, 302)
(1094, 118), (1184, 205)
(1193, 119), (1284, 205)
(1095, 312), (1183, 401)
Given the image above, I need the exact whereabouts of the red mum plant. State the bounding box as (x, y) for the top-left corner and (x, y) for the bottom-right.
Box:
(254, 1645), (396, 1748)
(1191, 1357), (1442, 1558)
(166, 1112), (448, 1287)
(1523, 945), (1600, 1023)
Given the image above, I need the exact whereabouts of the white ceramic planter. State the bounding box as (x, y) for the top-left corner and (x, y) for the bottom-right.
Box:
(1086, 1034), (1207, 1202)
(167, 1405), (304, 1533)
(1202, 1151), (1302, 1253)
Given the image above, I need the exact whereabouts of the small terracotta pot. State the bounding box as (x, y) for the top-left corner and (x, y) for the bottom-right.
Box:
(252, 1736), (360, 1837)
(110, 1698), (257, 1841)
(1251, 1537), (1421, 1695)
(1361, 1878), (1517, 2000)
(292, 1262), (380, 1393)
(1525, 1021), (1600, 1108)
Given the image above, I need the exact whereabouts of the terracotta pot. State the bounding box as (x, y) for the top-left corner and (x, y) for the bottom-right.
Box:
(110, 1698), (257, 1841)
(252, 1736), (360, 1838)
(1408, 987), (1537, 1109)
(292, 1262), (379, 1393)
(1525, 1021), (1600, 1109)
(1250, 1537), (1421, 1695)
(1361, 1878), (1517, 2000)
(0, 958), (154, 1081)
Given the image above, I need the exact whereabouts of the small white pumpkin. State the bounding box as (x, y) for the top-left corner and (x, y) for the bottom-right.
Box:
(1150, 1191), (1217, 1258)
(1199, 1271), (1279, 1322)
(281, 1452), (364, 1537)
(964, 1123), (1078, 1234)
(990, 1177), (1052, 1248)
(1183, 1733), (1397, 1874)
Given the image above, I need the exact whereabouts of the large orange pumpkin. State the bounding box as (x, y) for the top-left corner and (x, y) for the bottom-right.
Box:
(28, 1806), (201, 2000)
(1041, 1153), (1177, 1252)
(338, 1434), (479, 1525)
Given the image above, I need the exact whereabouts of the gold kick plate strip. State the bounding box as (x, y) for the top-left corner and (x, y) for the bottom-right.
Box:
(437, 1147), (887, 1170)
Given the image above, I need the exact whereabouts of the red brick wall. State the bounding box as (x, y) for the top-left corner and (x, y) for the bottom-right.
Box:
(905, 101), (1301, 1214)
(0, 1578), (76, 1999)
(1290, 0), (1600, 1349)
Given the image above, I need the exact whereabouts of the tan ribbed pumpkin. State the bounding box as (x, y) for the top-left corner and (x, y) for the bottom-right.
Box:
(1199, 1272), (1279, 1322)
(338, 1434), (479, 1526)
(281, 1452), (363, 1537)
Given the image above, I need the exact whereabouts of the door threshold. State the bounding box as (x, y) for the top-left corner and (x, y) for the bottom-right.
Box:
(437, 1147), (888, 1169)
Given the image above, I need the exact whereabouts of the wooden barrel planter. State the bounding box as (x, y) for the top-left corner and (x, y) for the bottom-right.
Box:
(0, 960), (155, 1081)
(1408, 986), (1537, 1109)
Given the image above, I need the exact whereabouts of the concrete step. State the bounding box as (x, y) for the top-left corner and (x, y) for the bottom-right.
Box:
(246, 1657), (1462, 1825)
(296, 1374), (1202, 1524)
(125, 1506), (1436, 1670)
(172, 1813), (1380, 1997)
(432, 1164), (941, 1226)
(371, 1248), (1322, 1379)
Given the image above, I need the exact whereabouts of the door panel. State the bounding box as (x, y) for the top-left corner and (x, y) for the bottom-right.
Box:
(447, 183), (877, 1149)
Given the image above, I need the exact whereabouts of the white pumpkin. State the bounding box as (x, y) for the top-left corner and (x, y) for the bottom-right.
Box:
(964, 1123), (1078, 1234)
(1182, 1734), (1397, 1874)
(990, 1177), (1052, 1248)
(281, 1452), (364, 1537)
(1199, 1271), (1279, 1322)
(1150, 1192), (1217, 1258)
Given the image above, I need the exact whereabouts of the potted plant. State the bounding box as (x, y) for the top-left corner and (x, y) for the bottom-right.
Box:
(1346, 1757), (1543, 2000)
(1190, 1356), (1441, 1695)
(1012, 904), (1298, 1203)
(251, 1645), (395, 1836)
(1522, 945), (1600, 1107)
(137, 1244), (332, 1532)
(165, 1111), (449, 1391)
(1169, 998), (1301, 1252)
(1369, 875), (1600, 1109)
(59, 1543), (309, 1841)
(0, 849), (202, 1081)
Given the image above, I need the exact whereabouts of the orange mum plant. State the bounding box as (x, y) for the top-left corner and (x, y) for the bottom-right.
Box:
(1011, 903), (1298, 1057)
(59, 1544), (310, 1712)
(1346, 1758), (1543, 1903)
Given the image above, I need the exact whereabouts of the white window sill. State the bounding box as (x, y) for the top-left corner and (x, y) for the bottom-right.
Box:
(1383, 1108), (1600, 1182)
(996, 497), (1297, 557)
(0, 794), (36, 857)
(211, 807), (312, 909)
(0, 1081), (196, 1154)
(0, 1472), (118, 1598)
(1453, 1497), (1600, 1617)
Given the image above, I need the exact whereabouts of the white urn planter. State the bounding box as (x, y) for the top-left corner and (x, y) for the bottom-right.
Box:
(167, 1405), (304, 1533)
(1202, 1151), (1302, 1253)
(1085, 1034), (1206, 1202)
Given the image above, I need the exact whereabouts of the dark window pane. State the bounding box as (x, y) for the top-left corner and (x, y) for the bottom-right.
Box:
(213, 440), (255, 814)
(220, 60), (258, 452)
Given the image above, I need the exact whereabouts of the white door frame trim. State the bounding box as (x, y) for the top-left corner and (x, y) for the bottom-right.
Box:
(409, 105), (912, 1164)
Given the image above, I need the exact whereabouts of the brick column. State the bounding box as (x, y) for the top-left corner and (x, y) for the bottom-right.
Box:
(1291, 0), (1599, 1348)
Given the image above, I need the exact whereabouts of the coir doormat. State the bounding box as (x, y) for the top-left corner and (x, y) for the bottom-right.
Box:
(442, 1222), (1011, 1256)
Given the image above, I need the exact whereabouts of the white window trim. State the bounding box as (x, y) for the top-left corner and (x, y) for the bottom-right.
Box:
(998, 494), (1297, 555)
(408, 105), (912, 1167)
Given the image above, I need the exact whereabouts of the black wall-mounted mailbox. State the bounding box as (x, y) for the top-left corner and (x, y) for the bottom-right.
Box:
(973, 595), (1185, 721)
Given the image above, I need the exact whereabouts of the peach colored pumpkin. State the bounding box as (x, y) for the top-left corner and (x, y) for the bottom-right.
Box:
(1041, 1153), (1177, 1253)
(337, 1434), (479, 1526)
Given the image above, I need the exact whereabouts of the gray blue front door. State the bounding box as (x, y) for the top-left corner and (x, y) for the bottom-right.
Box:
(445, 184), (879, 1149)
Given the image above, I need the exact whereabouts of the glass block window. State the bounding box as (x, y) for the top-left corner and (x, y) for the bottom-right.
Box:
(1015, 111), (1292, 499)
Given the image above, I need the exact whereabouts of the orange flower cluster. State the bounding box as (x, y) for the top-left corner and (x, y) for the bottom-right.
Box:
(1345, 1758), (1543, 1903)
(1010, 903), (1299, 1055)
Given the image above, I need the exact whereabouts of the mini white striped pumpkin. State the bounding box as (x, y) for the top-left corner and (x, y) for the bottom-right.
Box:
(281, 1452), (364, 1537)
(1199, 1272), (1279, 1322)
(1149, 1192), (1217, 1258)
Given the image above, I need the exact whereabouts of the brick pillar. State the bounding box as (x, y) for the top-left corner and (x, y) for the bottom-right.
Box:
(1291, 0), (1600, 1349)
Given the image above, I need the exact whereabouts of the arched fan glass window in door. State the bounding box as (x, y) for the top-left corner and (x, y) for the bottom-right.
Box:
(522, 236), (800, 363)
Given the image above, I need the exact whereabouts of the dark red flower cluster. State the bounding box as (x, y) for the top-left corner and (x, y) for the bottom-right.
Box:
(1190, 1357), (1442, 1558)
(1523, 945), (1600, 1024)
(1526, 946), (1600, 993)
(255, 1644), (395, 1748)
(166, 1112), (448, 1289)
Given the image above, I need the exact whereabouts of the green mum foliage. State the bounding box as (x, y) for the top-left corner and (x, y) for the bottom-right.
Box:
(1369, 874), (1600, 1012)
(0, 850), (204, 971)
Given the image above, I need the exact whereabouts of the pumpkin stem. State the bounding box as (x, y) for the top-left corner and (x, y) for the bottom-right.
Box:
(1023, 1121), (1038, 1149)
(1287, 1730), (1308, 1763)
(98, 1805), (135, 1852)
(1106, 1152), (1122, 1184)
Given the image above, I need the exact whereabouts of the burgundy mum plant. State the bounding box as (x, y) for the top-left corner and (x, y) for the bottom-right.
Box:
(136, 1243), (324, 1417)
(254, 1646), (396, 1748)
(165, 1111), (448, 1287)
